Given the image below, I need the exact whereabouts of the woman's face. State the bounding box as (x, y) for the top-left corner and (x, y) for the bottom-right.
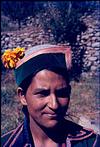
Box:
(22, 69), (70, 128)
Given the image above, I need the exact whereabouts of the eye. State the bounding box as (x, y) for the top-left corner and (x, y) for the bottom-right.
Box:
(34, 90), (50, 97)
(56, 86), (71, 98)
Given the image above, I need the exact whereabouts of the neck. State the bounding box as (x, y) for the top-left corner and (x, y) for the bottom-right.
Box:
(29, 116), (67, 144)
(30, 116), (48, 142)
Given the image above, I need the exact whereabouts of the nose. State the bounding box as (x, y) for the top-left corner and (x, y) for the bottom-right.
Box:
(47, 93), (59, 110)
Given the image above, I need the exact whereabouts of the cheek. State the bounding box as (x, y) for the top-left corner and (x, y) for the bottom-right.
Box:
(59, 98), (70, 107)
(58, 98), (69, 116)
(26, 96), (46, 113)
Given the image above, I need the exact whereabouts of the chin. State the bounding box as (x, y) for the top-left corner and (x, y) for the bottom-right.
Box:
(42, 120), (59, 129)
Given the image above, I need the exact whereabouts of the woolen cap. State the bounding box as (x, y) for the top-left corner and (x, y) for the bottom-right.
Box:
(14, 44), (72, 86)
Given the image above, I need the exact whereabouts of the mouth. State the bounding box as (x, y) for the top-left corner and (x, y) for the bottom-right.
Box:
(46, 113), (57, 117)
(43, 112), (59, 119)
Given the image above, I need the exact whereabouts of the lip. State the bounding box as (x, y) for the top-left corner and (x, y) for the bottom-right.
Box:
(46, 113), (57, 117)
(43, 112), (58, 118)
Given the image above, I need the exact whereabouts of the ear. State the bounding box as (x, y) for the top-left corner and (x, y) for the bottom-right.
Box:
(17, 87), (27, 106)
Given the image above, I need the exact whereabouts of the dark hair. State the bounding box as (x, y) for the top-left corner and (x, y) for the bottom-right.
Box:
(19, 73), (34, 95)
(19, 68), (70, 94)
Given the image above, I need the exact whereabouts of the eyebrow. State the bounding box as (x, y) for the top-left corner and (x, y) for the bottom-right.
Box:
(33, 88), (50, 94)
(33, 86), (69, 93)
(56, 86), (69, 91)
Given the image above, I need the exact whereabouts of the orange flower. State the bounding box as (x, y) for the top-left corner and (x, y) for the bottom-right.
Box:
(1, 47), (25, 69)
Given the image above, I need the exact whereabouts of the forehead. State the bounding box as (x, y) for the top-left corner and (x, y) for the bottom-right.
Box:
(31, 69), (68, 88)
(34, 69), (65, 80)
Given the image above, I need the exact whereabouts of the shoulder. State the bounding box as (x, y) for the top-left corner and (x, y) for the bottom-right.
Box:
(1, 123), (24, 147)
(66, 120), (98, 146)
(1, 130), (14, 147)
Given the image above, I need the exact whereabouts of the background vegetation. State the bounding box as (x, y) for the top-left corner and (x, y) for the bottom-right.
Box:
(1, 1), (99, 135)
(1, 1), (99, 44)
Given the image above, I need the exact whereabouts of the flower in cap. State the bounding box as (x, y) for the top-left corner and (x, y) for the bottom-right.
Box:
(1, 47), (25, 69)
